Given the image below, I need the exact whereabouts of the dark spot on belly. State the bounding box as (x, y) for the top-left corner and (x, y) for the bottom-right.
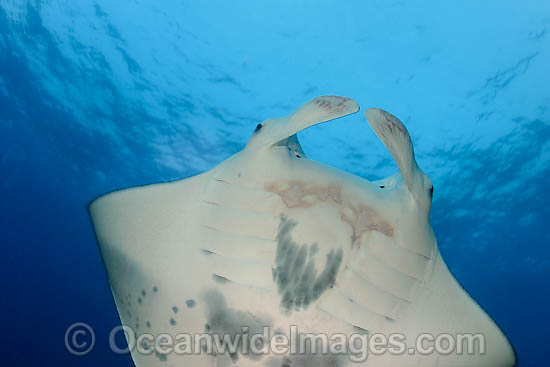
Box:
(268, 346), (349, 367)
(154, 350), (167, 361)
(201, 289), (272, 362)
(273, 218), (343, 312)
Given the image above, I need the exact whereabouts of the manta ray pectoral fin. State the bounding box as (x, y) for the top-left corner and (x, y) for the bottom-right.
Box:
(247, 96), (359, 150)
(365, 108), (427, 202)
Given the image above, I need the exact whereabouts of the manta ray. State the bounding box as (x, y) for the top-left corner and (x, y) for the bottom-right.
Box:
(89, 96), (516, 366)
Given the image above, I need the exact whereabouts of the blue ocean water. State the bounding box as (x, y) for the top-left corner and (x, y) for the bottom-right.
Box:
(1, 1), (548, 365)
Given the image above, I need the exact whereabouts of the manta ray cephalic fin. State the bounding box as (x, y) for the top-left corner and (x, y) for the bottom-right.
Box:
(247, 96), (359, 150)
(365, 108), (426, 202)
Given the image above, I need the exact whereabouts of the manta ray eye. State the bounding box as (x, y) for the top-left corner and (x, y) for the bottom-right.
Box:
(429, 186), (434, 197)
(254, 123), (262, 132)
(379, 185), (385, 189)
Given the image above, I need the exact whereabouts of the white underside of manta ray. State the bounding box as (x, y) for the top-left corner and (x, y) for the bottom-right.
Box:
(89, 96), (516, 367)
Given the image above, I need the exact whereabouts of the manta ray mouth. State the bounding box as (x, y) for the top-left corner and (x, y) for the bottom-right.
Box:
(273, 134), (307, 159)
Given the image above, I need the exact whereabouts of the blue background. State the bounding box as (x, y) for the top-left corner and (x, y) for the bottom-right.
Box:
(1, 1), (548, 365)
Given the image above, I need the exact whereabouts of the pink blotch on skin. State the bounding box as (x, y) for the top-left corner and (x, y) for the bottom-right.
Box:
(265, 181), (393, 244)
